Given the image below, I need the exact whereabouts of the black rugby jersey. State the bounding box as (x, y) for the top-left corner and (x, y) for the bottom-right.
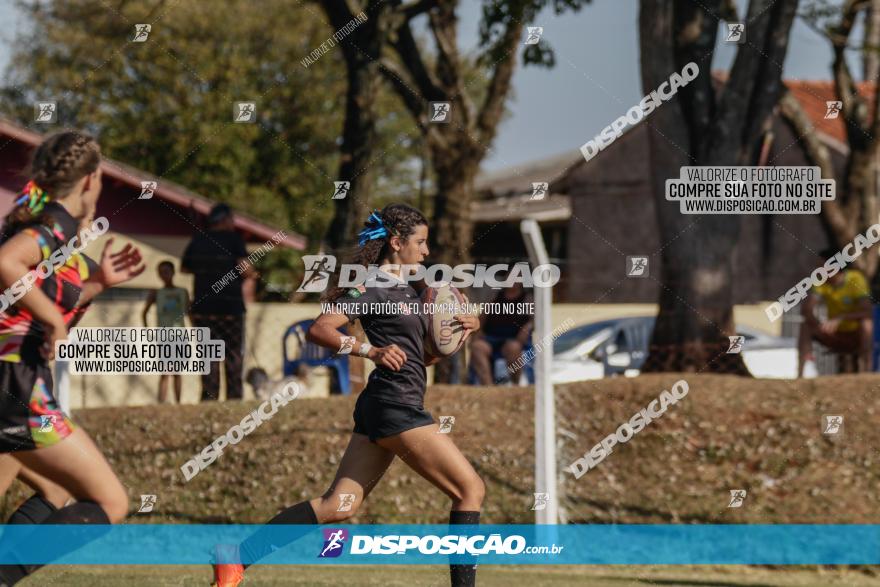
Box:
(0, 202), (98, 364)
(338, 276), (428, 406)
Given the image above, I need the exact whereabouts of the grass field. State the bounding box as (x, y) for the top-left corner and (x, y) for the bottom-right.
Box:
(6, 374), (878, 525)
(25, 564), (880, 586)
(6, 374), (880, 585)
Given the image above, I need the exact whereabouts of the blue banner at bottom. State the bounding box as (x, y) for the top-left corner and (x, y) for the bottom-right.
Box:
(0, 524), (877, 565)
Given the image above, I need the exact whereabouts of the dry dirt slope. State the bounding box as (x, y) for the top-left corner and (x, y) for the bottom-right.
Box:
(3, 374), (879, 526)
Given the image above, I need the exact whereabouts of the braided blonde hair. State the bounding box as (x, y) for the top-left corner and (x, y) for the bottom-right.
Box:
(2, 130), (101, 240)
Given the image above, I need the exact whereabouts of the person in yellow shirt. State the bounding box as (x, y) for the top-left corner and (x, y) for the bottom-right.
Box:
(799, 249), (873, 377)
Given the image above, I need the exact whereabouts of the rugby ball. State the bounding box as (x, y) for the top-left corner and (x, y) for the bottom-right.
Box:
(422, 283), (468, 357)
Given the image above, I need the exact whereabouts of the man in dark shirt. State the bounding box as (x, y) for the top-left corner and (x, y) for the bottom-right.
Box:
(181, 204), (252, 401)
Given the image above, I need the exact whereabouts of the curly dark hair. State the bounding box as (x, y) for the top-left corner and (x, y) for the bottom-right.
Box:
(323, 203), (428, 302)
(1, 130), (101, 242)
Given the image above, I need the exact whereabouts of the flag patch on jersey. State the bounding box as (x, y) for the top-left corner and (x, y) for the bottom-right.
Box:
(347, 284), (366, 298)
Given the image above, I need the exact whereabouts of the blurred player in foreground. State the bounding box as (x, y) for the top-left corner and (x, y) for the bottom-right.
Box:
(0, 130), (145, 586)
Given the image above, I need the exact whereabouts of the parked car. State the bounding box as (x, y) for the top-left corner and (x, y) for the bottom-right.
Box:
(551, 316), (798, 383)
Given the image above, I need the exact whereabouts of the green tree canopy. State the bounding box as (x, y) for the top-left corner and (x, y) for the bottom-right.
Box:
(1, 0), (421, 250)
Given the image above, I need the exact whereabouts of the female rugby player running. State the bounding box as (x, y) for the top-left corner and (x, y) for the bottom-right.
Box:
(0, 130), (145, 586)
(213, 204), (483, 587)
(0, 205), (107, 526)
(0, 457), (70, 523)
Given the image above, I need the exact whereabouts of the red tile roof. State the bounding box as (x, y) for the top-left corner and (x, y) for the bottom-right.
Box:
(0, 118), (307, 250)
(785, 79), (876, 144)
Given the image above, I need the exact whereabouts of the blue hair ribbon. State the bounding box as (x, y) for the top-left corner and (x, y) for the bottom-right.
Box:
(357, 211), (388, 246)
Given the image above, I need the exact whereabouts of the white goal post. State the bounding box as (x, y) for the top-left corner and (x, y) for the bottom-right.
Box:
(520, 219), (558, 524)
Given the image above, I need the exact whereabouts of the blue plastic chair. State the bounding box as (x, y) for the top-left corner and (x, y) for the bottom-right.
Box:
(283, 319), (351, 395)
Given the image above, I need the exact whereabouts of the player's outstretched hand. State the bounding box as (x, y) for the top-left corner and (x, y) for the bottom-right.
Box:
(368, 344), (407, 371)
(99, 238), (146, 287)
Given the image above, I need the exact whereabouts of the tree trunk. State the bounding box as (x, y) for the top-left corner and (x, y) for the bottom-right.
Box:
(639, 0), (798, 375)
(428, 144), (479, 383)
(639, 0), (745, 374)
(321, 0), (392, 255)
(843, 149), (880, 277)
(430, 145), (479, 265)
(865, 0), (880, 84)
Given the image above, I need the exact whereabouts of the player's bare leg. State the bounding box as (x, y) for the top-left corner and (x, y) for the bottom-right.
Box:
(377, 423), (484, 511)
(309, 432), (396, 522)
(12, 428), (128, 523)
(378, 423), (484, 587)
(214, 434), (396, 586)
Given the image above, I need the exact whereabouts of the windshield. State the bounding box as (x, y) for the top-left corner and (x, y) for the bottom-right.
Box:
(553, 321), (616, 355)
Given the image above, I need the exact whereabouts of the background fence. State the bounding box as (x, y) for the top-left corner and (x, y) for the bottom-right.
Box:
(61, 301), (785, 408)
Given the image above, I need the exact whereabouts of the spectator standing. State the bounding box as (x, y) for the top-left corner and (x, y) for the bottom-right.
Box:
(142, 260), (190, 403)
(181, 204), (252, 400)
